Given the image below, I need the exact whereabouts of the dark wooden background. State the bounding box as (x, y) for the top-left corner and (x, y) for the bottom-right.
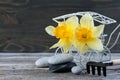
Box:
(0, 0), (119, 53)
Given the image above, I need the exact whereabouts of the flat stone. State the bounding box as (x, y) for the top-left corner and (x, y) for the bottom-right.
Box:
(48, 54), (73, 65)
(49, 62), (76, 73)
(35, 57), (50, 68)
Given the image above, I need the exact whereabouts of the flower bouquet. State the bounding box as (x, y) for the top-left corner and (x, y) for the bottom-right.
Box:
(35, 11), (119, 74)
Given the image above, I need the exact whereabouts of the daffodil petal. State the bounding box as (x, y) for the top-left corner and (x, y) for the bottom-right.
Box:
(80, 13), (94, 28)
(45, 26), (55, 36)
(66, 16), (79, 29)
(50, 40), (61, 49)
(87, 38), (104, 51)
(94, 25), (104, 37)
(73, 39), (82, 50)
(80, 45), (88, 54)
(73, 40), (88, 54)
(50, 39), (72, 53)
(62, 39), (72, 53)
(76, 43), (88, 54)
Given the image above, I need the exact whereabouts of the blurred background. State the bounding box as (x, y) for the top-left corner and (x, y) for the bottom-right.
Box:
(0, 0), (119, 53)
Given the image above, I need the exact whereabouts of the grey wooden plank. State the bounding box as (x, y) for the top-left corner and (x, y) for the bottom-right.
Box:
(0, 53), (120, 80)
(0, 69), (120, 80)
(0, 53), (119, 70)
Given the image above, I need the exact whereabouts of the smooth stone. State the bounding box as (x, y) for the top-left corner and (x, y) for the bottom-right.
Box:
(71, 66), (82, 75)
(35, 57), (50, 68)
(48, 54), (73, 65)
(49, 62), (76, 73)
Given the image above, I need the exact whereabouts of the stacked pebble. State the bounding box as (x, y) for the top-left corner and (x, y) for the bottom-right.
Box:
(35, 57), (50, 68)
(48, 54), (76, 72)
(35, 54), (82, 74)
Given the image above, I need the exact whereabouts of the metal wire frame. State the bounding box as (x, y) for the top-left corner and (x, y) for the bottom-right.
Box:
(52, 11), (119, 68)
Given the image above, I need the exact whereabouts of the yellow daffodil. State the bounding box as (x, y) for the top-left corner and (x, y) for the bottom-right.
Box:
(45, 16), (78, 53)
(74, 13), (104, 54)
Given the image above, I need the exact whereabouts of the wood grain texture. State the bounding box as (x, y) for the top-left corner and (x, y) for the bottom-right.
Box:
(0, 53), (120, 80)
(0, 0), (119, 53)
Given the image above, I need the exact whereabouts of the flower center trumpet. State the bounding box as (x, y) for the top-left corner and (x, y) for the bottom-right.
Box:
(76, 28), (94, 43)
(54, 25), (73, 39)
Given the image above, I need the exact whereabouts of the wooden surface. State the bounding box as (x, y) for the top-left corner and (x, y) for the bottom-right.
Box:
(0, 0), (119, 53)
(0, 53), (120, 80)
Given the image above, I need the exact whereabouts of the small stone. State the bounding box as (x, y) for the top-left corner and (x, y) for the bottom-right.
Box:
(49, 62), (76, 73)
(35, 57), (50, 68)
(48, 54), (73, 64)
(71, 66), (82, 75)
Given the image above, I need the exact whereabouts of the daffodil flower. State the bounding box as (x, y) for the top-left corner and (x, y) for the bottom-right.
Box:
(74, 13), (104, 54)
(45, 16), (78, 53)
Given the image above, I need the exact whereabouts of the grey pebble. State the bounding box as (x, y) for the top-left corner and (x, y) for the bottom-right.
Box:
(48, 54), (73, 65)
(71, 66), (82, 74)
(35, 57), (50, 68)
